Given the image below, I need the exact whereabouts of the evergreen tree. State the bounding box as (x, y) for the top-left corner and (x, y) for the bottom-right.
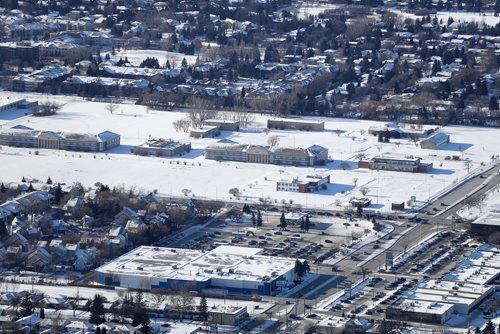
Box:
(19, 295), (34, 317)
(294, 259), (305, 281)
(482, 321), (495, 334)
(21, 176), (26, 183)
(0, 182), (6, 193)
(46, 176), (52, 185)
(89, 294), (105, 325)
(28, 183), (34, 192)
(304, 215), (310, 231)
(251, 212), (256, 226)
(0, 221), (7, 239)
(39, 307), (45, 319)
(198, 295), (208, 322)
(102, 328), (107, 334)
(240, 87), (246, 99)
(279, 213), (287, 229)
(256, 211), (263, 226)
(95, 328), (102, 334)
(489, 96), (499, 111)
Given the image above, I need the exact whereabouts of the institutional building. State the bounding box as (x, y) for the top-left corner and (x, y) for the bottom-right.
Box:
(94, 245), (298, 296)
(277, 175), (330, 193)
(202, 119), (240, 131)
(189, 126), (221, 138)
(133, 138), (191, 157)
(0, 127), (120, 152)
(205, 142), (328, 166)
(358, 156), (433, 173)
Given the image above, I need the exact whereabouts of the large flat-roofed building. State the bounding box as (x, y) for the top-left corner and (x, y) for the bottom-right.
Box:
(420, 132), (450, 150)
(133, 138), (191, 157)
(470, 212), (500, 238)
(267, 118), (325, 131)
(0, 127), (120, 152)
(388, 244), (499, 325)
(205, 142), (328, 166)
(358, 156), (432, 173)
(94, 245), (298, 296)
(277, 175), (330, 193)
(0, 97), (31, 113)
(203, 119), (240, 131)
(189, 126), (221, 139)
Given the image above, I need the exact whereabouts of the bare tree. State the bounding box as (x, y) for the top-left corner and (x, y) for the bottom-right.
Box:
(181, 189), (192, 196)
(228, 188), (240, 198)
(105, 103), (119, 114)
(149, 288), (169, 306)
(267, 135), (280, 148)
(359, 187), (370, 196)
(353, 178), (359, 186)
(34, 101), (62, 116)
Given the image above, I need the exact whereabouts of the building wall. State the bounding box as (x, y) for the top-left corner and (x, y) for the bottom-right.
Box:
(267, 119), (325, 131)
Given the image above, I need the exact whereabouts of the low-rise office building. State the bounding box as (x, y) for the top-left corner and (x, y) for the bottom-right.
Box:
(470, 212), (500, 239)
(133, 138), (191, 157)
(358, 156), (432, 173)
(277, 175), (330, 193)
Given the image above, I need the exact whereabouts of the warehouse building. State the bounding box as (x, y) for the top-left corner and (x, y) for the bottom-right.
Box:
(94, 245), (298, 296)
(267, 118), (325, 131)
(358, 156), (432, 173)
(387, 244), (499, 324)
(470, 212), (500, 239)
(420, 132), (450, 150)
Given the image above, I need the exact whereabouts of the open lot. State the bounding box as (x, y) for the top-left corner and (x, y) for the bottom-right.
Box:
(0, 92), (499, 212)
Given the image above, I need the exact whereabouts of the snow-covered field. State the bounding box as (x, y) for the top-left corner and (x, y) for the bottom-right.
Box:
(111, 49), (200, 67)
(0, 92), (498, 212)
(390, 9), (500, 26)
(457, 186), (500, 220)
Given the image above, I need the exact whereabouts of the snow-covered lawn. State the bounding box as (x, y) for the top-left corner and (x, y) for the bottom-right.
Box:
(457, 186), (500, 220)
(390, 9), (500, 26)
(111, 49), (200, 67)
(0, 92), (499, 212)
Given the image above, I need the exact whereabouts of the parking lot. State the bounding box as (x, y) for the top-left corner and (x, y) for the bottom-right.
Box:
(167, 209), (377, 266)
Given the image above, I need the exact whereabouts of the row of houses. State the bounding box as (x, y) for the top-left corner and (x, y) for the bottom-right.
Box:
(205, 142), (328, 166)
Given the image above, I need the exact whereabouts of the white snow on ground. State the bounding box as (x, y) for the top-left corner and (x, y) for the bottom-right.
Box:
(0, 92), (499, 211)
(293, 2), (340, 19)
(111, 49), (199, 67)
(390, 9), (500, 26)
(457, 186), (500, 220)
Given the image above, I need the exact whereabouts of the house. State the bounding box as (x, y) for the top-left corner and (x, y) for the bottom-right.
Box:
(26, 248), (52, 272)
(66, 321), (94, 334)
(420, 132), (450, 150)
(114, 207), (140, 224)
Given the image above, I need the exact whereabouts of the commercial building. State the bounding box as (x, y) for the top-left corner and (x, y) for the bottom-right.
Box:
(387, 244), (499, 324)
(470, 212), (500, 239)
(189, 126), (221, 138)
(203, 119), (240, 131)
(277, 175), (330, 193)
(133, 138), (191, 157)
(94, 245), (298, 296)
(0, 97), (36, 113)
(267, 118), (325, 131)
(0, 127), (120, 152)
(420, 132), (450, 150)
(205, 142), (328, 166)
(358, 156), (432, 173)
